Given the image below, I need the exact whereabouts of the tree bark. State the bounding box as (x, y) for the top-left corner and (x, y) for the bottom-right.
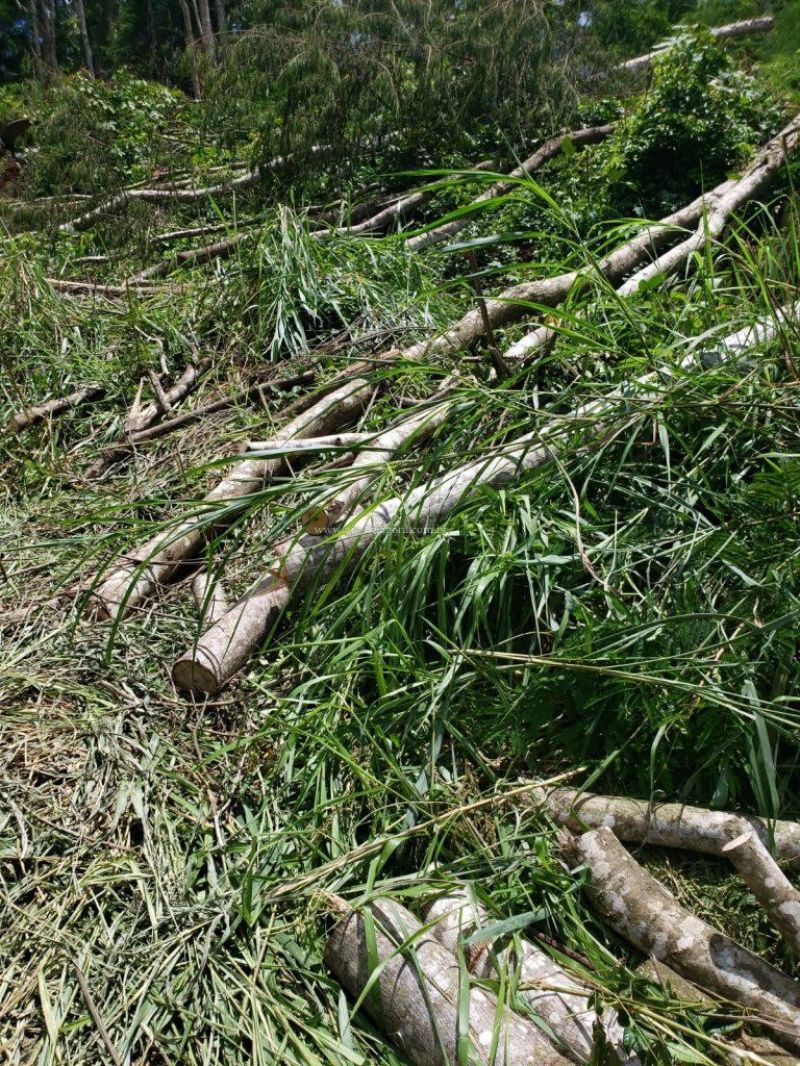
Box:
(170, 306), (784, 694)
(425, 892), (634, 1064)
(40, 0), (58, 72)
(75, 0), (94, 75)
(532, 785), (800, 866)
(196, 0), (216, 61)
(90, 377), (373, 620)
(192, 571), (228, 625)
(9, 385), (102, 434)
(325, 896), (571, 1066)
(303, 391), (455, 533)
(563, 827), (800, 1053)
(212, 0), (228, 54)
(534, 785), (800, 956)
(177, 0), (202, 100)
(27, 0), (43, 67)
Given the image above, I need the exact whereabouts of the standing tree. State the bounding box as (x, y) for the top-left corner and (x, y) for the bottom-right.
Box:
(76, 0), (95, 74)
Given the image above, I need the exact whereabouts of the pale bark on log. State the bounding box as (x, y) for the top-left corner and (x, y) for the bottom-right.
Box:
(129, 232), (250, 282)
(637, 961), (794, 1064)
(91, 377), (372, 620)
(9, 385), (102, 434)
(535, 785), (800, 957)
(564, 827), (800, 1053)
(191, 571), (228, 625)
(425, 893), (634, 1064)
(406, 126), (614, 253)
(245, 432), (369, 454)
(324, 897), (571, 1066)
(315, 161), (495, 239)
(46, 278), (165, 297)
(303, 395), (454, 533)
(401, 113), (797, 370)
(171, 306), (779, 693)
(532, 786), (800, 867)
(620, 18), (774, 74)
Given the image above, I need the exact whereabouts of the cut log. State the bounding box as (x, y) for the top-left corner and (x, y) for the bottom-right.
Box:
(637, 961), (795, 1065)
(9, 384), (102, 434)
(46, 278), (166, 297)
(172, 307), (772, 694)
(191, 571), (229, 625)
(316, 161), (495, 239)
(91, 377), (373, 620)
(425, 892), (635, 1064)
(621, 18), (774, 74)
(406, 126), (614, 253)
(324, 896), (571, 1065)
(563, 827), (800, 1053)
(531, 785), (800, 866)
(303, 391), (455, 533)
(535, 783), (800, 957)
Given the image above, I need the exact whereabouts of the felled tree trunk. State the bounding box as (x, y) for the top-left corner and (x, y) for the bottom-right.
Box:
(9, 385), (102, 434)
(325, 896), (571, 1066)
(191, 571), (228, 625)
(91, 377), (372, 620)
(425, 892), (635, 1064)
(617, 119), (800, 297)
(532, 785), (800, 866)
(621, 18), (774, 74)
(563, 827), (800, 1053)
(406, 125), (614, 253)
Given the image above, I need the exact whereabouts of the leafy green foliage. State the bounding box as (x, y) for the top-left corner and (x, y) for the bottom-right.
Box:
(604, 30), (784, 209)
(9, 71), (186, 196)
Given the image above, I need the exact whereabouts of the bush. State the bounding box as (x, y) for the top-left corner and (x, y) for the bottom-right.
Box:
(5, 70), (185, 197)
(603, 30), (785, 211)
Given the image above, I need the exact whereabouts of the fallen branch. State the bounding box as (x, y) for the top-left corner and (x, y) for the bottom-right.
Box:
(128, 232), (251, 283)
(91, 376), (373, 620)
(46, 278), (166, 297)
(562, 827), (800, 1053)
(425, 891), (633, 1064)
(316, 161), (495, 239)
(620, 17), (774, 74)
(325, 896), (571, 1066)
(406, 126), (614, 253)
(61, 168), (263, 233)
(9, 384), (102, 434)
(245, 432), (369, 455)
(92, 369), (317, 460)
